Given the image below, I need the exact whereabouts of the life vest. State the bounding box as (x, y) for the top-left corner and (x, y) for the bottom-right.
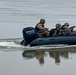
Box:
(35, 23), (44, 32)
(49, 28), (60, 36)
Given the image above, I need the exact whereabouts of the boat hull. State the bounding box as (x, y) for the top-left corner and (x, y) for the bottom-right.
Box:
(30, 36), (76, 46)
(20, 27), (76, 46)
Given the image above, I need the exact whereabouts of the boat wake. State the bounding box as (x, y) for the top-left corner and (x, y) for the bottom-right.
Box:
(0, 38), (24, 49)
(0, 38), (76, 51)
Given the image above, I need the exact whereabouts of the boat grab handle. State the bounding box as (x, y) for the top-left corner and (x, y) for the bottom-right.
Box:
(50, 39), (55, 40)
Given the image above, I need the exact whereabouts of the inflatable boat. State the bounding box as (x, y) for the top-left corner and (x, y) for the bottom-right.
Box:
(20, 27), (76, 46)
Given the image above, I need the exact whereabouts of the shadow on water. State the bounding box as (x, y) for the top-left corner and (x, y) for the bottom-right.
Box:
(22, 47), (76, 65)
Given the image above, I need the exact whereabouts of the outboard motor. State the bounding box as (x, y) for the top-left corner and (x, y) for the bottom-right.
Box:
(20, 27), (38, 46)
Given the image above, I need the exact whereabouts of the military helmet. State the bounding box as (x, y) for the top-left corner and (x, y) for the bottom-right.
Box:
(56, 23), (61, 28)
(64, 23), (69, 26)
(40, 19), (45, 24)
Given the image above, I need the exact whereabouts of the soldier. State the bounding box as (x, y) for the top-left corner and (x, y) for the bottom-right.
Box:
(35, 19), (49, 37)
(60, 23), (71, 35)
(49, 23), (61, 36)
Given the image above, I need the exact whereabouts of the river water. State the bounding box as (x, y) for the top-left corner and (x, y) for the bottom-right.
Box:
(0, 0), (76, 75)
